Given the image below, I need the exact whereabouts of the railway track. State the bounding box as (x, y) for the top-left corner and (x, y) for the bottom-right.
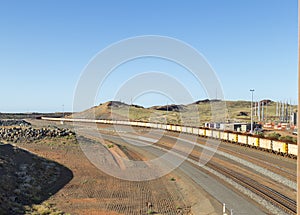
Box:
(71, 123), (297, 214)
(216, 144), (297, 180)
(152, 141), (297, 215)
(159, 131), (297, 181)
(208, 162), (296, 215)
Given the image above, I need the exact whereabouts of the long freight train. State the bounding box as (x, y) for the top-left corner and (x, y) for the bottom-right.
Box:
(41, 117), (298, 158)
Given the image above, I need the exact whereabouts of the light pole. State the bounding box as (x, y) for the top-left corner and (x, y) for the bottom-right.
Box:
(62, 104), (65, 118)
(166, 101), (168, 123)
(250, 89), (255, 133)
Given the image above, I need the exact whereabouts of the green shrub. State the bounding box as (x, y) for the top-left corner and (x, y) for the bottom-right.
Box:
(255, 132), (264, 137)
(81, 179), (88, 184)
(279, 135), (295, 143)
(147, 209), (155, 214)
(266, 132), (281, 140)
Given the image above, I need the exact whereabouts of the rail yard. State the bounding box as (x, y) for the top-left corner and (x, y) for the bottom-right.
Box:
(33, 117), (297, 215)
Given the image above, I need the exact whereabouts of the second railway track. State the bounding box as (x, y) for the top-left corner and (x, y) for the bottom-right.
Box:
(152, 140), (297, 215)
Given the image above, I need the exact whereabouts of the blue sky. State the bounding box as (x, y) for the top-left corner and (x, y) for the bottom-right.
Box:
(0, 0), (297, 112)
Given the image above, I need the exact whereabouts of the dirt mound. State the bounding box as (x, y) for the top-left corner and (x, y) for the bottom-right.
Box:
(0, 144), (73, 214)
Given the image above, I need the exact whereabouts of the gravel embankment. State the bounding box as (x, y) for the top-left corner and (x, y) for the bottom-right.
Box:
(0, 119), (31, 126)
(0, 126), (75, 143)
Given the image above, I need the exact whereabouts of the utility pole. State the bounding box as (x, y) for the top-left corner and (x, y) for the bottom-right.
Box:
(62, 104), (65, 118)
(262, 102), (264, 122)
(265, 102), (268, 122)
(258, 101), (260, 121)
(250, 89), (254, 133)
(166, 101), (168, 123)
(278, 102), (280, 121)
(281, 101), (284, 122)
(286, 101), (289, 122)
(289, 100), (292, 125)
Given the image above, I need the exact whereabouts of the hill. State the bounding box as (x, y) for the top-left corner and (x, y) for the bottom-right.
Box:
(69, 100), (297, 126)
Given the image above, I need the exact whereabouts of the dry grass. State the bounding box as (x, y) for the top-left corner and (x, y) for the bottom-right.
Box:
(25, 202), (70, 215)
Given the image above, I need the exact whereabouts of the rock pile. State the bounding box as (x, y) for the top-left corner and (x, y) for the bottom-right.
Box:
(0, 127), (75, 143)
(0, 120), (31, 127)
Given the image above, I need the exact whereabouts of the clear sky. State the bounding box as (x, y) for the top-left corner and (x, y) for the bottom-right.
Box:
(0, 0), (297, 112)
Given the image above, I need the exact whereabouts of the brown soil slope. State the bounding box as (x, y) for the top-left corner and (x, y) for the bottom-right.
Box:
(0, 143), (73, 214)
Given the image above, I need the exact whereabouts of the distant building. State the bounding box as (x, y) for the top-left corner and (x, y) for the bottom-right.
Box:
(222, 123), (244, 131)
(204, 122), (261, 132)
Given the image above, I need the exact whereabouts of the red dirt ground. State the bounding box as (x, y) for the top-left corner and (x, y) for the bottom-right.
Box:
(17, 135), (219, 215)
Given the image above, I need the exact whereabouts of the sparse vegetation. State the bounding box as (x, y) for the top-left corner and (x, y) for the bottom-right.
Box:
(266, 132), (281, 140)
(81, 179), (88, 184)
(147, 209), (155, 214)
(264, 132), (297, 143)
(279, 135), (297, 143)
(255, 132), (264, 137)
(0, 144), (72, 215)
(24, 202), (70, 215)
